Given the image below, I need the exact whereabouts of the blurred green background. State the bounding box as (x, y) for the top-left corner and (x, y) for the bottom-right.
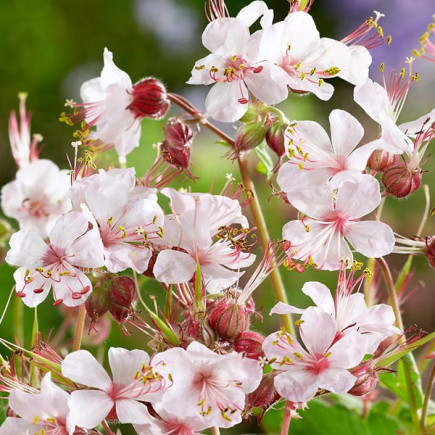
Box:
(0, 0), (433, 433)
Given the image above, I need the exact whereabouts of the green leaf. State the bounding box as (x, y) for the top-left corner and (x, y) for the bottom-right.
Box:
(379, 359), (423, 408)
(375, 331), (435, 368)
(262, 399), (402, 435)
(255, 143), (274, 179)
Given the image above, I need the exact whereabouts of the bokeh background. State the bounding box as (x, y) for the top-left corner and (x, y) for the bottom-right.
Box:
(0, 0), (433, 433)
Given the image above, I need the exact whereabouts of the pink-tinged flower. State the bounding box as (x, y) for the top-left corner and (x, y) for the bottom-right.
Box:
(153, 190), (255, 293)
(1, 159), (72, 239)
(0, 373), (75, 435)
(153, 341), (262, 428)
(61, 347), (171, 429)
(8, 93), (41, 168)
(188, 2), (288, 122)
(353, 64), (422, 154)
(340, 11), (391, 86)
(259, 12), (351, 101)
(271, 267), (400, 354)
(281, 175), (395, 270)
(263, 307), (367, 403)
(71, 168), (164, 273)
(278, 109), (381, 188)
(134, 403), (209, 435)
(66, 49), (169, 163)
(5, 210), (104, 307)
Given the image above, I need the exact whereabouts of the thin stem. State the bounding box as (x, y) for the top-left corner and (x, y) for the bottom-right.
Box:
(376, 257), (420, 434)
(13, 296), (24, 345)
(421, 361), (435, 430)
(238, 156), (294, 335)
(281, 400), (292, 435)
(416, 184), (430, 237)
(211, 427), (220, 435)
(101, 419), (116, 435)
(72, 305), (86, 352)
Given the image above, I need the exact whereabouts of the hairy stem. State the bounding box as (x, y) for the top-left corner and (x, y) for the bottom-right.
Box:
(421, 361), (435, 430)
(281, 400), (292, 435)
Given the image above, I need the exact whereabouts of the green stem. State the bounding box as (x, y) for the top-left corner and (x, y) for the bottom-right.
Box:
(13, 296), (24, 345)
(72, 305), (86, 352)
(30, 307), (39, 387)
(238, 156), (294, 335)
(421, 362), (435, 431)
(376, 257), (420, 433)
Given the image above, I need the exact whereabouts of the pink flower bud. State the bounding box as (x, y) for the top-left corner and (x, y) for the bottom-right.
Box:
(265, 121), (286, 158)
(235, 122), (266, 154)
(246, 372), (280, 409)
(108, 276), (138, 324)
(161, 119), (194, 171)
(85, 286), (110, 323)
(129, 78), (169, 119)
(348, 362), (378, 396)
(367, 149), (400, 172)
(208, 299), (250, 340)
(382, 161), (422, 198)
(233, 330), (265, 359)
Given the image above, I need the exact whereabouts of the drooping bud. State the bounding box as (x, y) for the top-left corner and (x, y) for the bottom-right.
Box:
(367, 149), (400, 172)
(108, 276), (138, 323)
(239, 103), (262, 123)
(208, 298), (250, 340)
(129, 77), (169, 119)
(265, 120), (287, 159)
(233, 330), (265, 359)
(348, 362), (378, 396)
(85, 286), (111, 323)
(246, 372), (280, 410)
(161, 118), (194, 171)
(235, 121), (266, 154)
(382, 161), (422, 198)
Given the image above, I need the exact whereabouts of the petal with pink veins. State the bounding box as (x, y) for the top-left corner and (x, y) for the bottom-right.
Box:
(330, 109), (364, 157)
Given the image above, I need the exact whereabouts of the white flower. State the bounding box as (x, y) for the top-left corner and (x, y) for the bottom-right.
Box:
(5, 210), (104, 307)
(1, 159), (71, 239)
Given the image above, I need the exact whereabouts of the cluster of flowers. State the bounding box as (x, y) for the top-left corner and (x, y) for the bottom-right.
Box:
(0, 0), (434, 434)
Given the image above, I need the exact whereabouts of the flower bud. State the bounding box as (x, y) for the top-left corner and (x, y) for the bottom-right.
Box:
(382, 161), (422, 198)
(239, 103), (261, 123)
(161, 119), (194, 171)
(265, 121), (286, 158)
(85, 286), (110, 323)
(367, 149), (400, 172)
(233, 331), (265, 359)
(235, 122), (266, 154)
(246, 372), (280, 409)
(348, 362), (378, 396)
(208, 299), (250, 340)
(108, 276), (137, 324)
(129, 77), (169, 119)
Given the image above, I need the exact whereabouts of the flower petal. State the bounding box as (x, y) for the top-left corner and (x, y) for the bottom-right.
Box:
(153, 249), (197, 284)
(116, 399), (154, 424)
(108, 347), (150, 386)
(301, 282), (334, 315)
(330, 109), (364, 158)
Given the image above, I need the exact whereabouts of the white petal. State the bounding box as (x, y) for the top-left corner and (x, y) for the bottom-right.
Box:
(270, 301), (304, 315)
(236, 1), (270, 27)
(109, 348), (150, 386)
(346, 220), (395, 258)
(205, 81), (249, 122)
(62, 350), (112, 390)
(284, 12), (320, 60)
(68, 390), (113, 429)
(354, 79), (392, 124)
(318, 367), (357, 394)
(13, 268), (51, 308)
(153, 249), (196, 284)
(274, 370), (319, 403)
(330, 109), (364, 157)
(6, 230), (48, 268)
(187, 54), (219, 85)
(116, 399), (154, 424)
(202, 18), (250, 56)
(399, 108), (435, 138)
(328, 330), (367, 368)
(302, 281), (334, 314)
(101, 47), (132, 89)
(340, 45), (372, 86)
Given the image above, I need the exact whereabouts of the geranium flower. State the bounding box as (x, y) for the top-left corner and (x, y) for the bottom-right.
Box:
(0, 373), (76, 435)
(188, 1), (288, 122)
(153, 341), (263, 429)
(281, 175), (395, 270)
(278, 109), (380, 188)
(5, 210), (104, 307)
(259, 11), (352, 101)
(62, 347), (170, 429)
(263, 307), (367, 402)
(1, 159), (71, 239)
